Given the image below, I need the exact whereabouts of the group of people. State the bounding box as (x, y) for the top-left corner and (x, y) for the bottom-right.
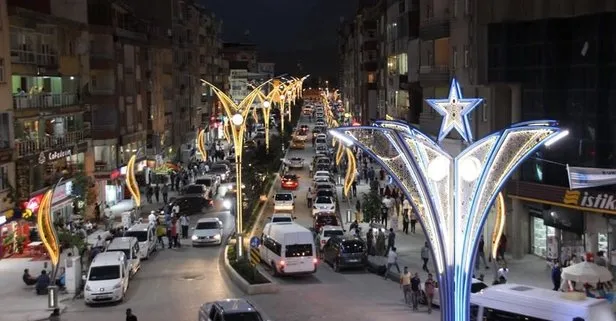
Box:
(148, 203), (191, 249)
(22, 268), (65, 295)
(400, 267), (437, 313)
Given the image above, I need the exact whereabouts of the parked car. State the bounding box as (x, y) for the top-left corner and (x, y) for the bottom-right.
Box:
(315, 225), (344, 250)
(273, 191), (295, 212)
(269, 213), (296, 223)
(182, 184), (209, 199)
(321, 236), (367, 272)
(198, 299), (270, 321)
(290, 139), (305, 149)
(312, 196), (335, 216)
(313, 212), (339, 232)
(285, 157), (304, 169)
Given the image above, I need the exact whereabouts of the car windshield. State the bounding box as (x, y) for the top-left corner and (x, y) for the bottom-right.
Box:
(272, 217), (292, 223)
(341, 241), (364, 253)
(224, 312), (263, 321)
(275, 194), (292, 201)
(324, 230), (344, 237)
(283, 175), (297, 180)
(196, 222), (219, 229)
(315, 196), (331, 204)
(196, 179), (212, 187)
(88, 265), (120, 281)
(123, 231), (147, 242)
(184, 186), (204, 194)
(316, 191), (333, 198)
(285, 244), (313, 257)
(316, 184), (331, 190)
(211, 165), (227, 171)
(106, 249), (131, 259)
(316, 215), (337, 225)
(315, 139), (326, 144)
(471, 282), (488, 293)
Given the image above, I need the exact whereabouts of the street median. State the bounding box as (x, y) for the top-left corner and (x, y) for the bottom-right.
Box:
(222, 241), (279, 295)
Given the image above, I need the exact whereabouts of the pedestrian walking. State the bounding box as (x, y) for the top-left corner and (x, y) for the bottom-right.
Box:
(126, 308), (138, 321)
(156, 223), (166, 248)
(169, 219), (179, 248)
(551, 262), (562, 291)
(146, 186), (153, 204)
(400, 267), (412, 305)
(154, 184), (160, 203)
(383, 247), (401, 279)
(376, 229), (386, 256)
(306, 188), (313, 208)
(410, 273), (421, 311)
(385, 228), (395, 257)
(161, 184), (169, 204)
(180, 214), (189, 239)
(402, 213), (409, 234)
(351, 180), (357, 197)
(496, 234), (507, 265)
(366, 228), (374, 256)
(475, 235), (489, 270)
(424, 274), (436, 313)
(410, 209), (417, 234)
(355, 199), (361, 221)
(421, 242), (430, 272)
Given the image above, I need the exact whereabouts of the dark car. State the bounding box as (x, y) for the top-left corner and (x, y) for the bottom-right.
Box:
(321, 236), (367, 272)
(182, 184), (208, 198)
(171, 195), (212, 215)
(313, 212), (339, 232)
(315, 190), (335, 199)
(209, 164), (230, 181)
(315, 164), (330, 172)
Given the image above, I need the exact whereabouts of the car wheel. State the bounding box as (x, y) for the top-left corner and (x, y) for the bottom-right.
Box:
(270, 261), (279, 277)
(333, 259), (340, 272)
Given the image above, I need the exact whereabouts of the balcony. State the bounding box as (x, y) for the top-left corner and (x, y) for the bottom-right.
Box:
(115, 28), (147, 42)
(13, 93), (79, 110)
(15, 130), (90, 158)
(419, 15), (450, 41)
(418, 65), (450, 85)
(10, 51), (58, 66)
(91, 124), (119, 140)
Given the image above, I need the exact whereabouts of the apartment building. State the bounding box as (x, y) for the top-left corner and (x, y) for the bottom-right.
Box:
(8, 0), (92, 218)
(197, 8), (223, 125)
(0, 0), (14, 222)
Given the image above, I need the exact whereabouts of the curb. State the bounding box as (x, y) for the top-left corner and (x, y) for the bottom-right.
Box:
(31, 304), (68, 321)
(221, 244), (279, 295)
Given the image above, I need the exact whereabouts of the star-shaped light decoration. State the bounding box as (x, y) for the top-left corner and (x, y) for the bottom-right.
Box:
(425, 78), (483, 144)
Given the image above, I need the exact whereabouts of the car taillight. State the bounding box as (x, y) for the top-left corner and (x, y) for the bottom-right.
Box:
(313, 258), (318, 264)
(279, 260), (286, 266)
(321, 240), (326, 244)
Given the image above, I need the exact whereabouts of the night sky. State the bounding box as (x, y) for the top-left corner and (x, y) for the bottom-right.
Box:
(201, 0), (357, 84)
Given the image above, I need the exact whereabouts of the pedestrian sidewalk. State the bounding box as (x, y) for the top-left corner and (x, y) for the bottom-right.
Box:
(335, 166), (553, 290)
(0, 258), (73, 321)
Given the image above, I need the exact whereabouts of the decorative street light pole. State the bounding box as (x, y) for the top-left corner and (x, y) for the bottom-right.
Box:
(37, 178), (63, 308)
(329, 78), (568, 321)
(201, 79), (272, 259)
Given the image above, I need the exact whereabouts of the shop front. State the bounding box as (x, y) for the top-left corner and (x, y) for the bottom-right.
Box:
(507, 181), (615, 265)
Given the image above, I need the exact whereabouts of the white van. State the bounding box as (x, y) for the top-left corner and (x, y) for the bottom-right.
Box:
(84, 251), (130, 305)
(124, 223), (156, 260)
(106, 237), (141, 277)
(470, 283), (616, 321)
(260, 222), (317, 276)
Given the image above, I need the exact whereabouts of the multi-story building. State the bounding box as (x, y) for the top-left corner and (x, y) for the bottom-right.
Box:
(87, 0), (150, 205)
(0, 0), (15, 222)
(197, 8), (224, 127)
(8, 0), (92, 218)
(223, 43), (258, 103)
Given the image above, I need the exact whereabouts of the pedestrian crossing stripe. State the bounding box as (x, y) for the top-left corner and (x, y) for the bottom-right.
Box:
(250, 248), (260, 266)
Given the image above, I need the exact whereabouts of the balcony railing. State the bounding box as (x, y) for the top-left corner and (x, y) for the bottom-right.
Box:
(418, 65), (450, 84)
(10, 51), (58, 66)
(15, 130), (90, 158)
(13, 93), (79, 110)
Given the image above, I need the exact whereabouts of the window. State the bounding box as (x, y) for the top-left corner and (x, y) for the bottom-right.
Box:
(285, 244), (313, 257)
(452, 47), (458, 69)
(464, 46), (470, 68)
(124, 231), (147, 242)
(0, 58), (4, 83)
(0, 112), (10, 149)
(397, 53), (408, 75)
(484, 308), (549, 321)
(263, 235), (281, 256)
(465, 0), (471, 14)
(367, 72), (376, 83)
(88, 265), (120, 281)
(399, 0), (405, 13)
(0, 165), (8, 191)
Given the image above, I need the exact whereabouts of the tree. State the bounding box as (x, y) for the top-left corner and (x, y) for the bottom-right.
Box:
(71, 169), (98, 219)
(362, 189), (382, 223)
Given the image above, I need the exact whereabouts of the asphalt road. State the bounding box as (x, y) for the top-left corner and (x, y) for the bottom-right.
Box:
(58, 114), (439, 321)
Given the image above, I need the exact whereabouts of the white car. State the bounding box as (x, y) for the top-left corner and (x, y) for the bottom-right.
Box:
(315, 144), (329, 155)
(273, 192), (295, 212)
(313, 171), (331, 180)
(285, 157), (304, 169)
(191, 217), (223, 246)
(269, 213), (295, 223)
(313, 176), (334, 186)
(315, 121), (325, 127)
(295, 130), (308, 141)
(315, 225), (344, 250)
(312, 196), (335, 216)
(421, 278), (488, 307)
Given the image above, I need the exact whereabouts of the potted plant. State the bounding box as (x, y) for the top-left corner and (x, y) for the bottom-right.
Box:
(362, 190), (382, 223)
(15, 235), (26, 254)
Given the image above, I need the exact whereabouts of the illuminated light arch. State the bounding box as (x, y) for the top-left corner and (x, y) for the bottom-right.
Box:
(330, 119), (563, 321)
(37, 189), (60, 268)
(492, 192), (506, 260)
(126, 154), (141, 207)
(343, 147), (357, 198)
(196, 129), (207, 161)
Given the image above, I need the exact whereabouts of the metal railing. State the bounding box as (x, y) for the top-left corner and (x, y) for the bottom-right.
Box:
(15, 130), (90, 157)
(419, 65), (450, 74)
(13, 93), (79, 109)
(10, 51), (58, 66)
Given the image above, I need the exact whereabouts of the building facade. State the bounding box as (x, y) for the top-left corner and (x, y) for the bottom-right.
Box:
(8, 0), (92, 220)
(0, 0), (15, 222)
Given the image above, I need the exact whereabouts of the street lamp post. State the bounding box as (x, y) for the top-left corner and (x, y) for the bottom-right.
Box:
(262, 100), (272, 153)
(201, 79), (272, 259)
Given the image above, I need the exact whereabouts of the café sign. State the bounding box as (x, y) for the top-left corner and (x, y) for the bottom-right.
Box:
(39, 148), (73, 164)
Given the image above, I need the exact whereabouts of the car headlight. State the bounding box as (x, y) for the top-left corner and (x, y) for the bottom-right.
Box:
(214, 234), (221, 240)
(113, 283), (122, 289)
(313, 205), (317, 209)
(222, 200), (232, 209)
(191, 235), (198, 241)
(85, 284), (91, 291)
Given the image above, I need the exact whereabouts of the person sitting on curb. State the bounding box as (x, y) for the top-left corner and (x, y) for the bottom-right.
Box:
(35, 270), (51, 295)
(23, 269), (36, 286)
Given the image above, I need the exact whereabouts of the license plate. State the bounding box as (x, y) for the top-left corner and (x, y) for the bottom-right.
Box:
(348, 259), (359, 262)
